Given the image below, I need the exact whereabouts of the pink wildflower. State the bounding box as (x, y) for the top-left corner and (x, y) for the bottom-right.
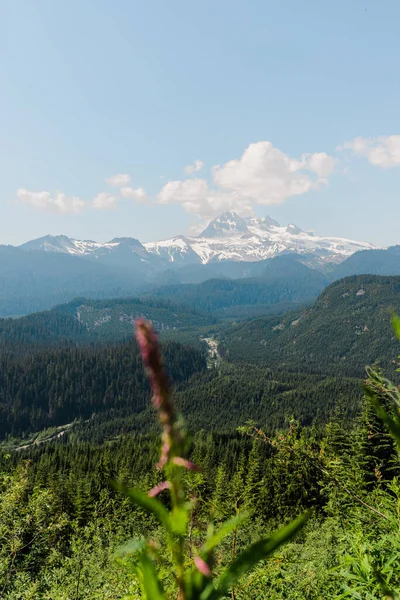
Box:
(135, 319), (196, 473)
(148, 481), (172, 497)
(173, 457), (199, 471)
(194, 556), (211, 578)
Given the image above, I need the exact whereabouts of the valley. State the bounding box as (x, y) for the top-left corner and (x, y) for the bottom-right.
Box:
(3, 4), (399, 595)
(1, 267), (399, 598)
(1, 219), (400, 599)
(1, 273), (398, 443)
(201, 336), (221, 367)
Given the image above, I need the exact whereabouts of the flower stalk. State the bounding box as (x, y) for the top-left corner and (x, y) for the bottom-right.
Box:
(121, 318), (309, 599)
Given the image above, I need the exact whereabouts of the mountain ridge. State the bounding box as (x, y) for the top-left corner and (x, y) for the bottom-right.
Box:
(18, 211), (376, 269)
(221, 274), (400, 376)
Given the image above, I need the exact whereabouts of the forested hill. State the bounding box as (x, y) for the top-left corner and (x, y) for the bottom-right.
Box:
(0, 339), (363, 445)
(221, 275), (400, 376)
(2, 273), (400, 444)
(0, 245), (145, 317)
(150, 254), (328, 318)
(0, 339), (207, 440)
(0, 256), (327, 346)
(0, 297), (214, 347)
(330, 245), (400, 280)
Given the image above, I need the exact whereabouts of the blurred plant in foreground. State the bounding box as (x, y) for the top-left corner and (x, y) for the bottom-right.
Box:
(341, 315), (400, 600)
(115, 319), (308, 599)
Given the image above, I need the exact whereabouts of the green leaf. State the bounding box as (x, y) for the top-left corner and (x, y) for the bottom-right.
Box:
(170, 504), (189, 536)
(201, 512), (249, 557)
(392, 314), (400, 340)
(119, 486), (172, 535)
(372, 564), (398, 600)
(138, 552), (166, 600)
(186, 514), (250, 600)
(208, 511), (309, 599)
(365, 388), (400, 450)
(115, 537), (147, 557)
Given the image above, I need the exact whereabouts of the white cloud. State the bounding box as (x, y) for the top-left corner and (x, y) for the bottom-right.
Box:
(300, 152), (337, 179)
(120, 186), (147, 202)
(92, 192), (119, 210)
(184, 159), (204, 174)
(213, 142), (336, 203)
(16, 188), (84, 214)
(339, 135), (400, 168)
(158, 141), (336, 219)
(158, 178), (252, 218)
(106, 173), (131, 187)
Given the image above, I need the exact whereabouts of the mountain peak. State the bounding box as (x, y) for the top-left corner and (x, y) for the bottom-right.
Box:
(245, 215), (281, 230)
(20, 234), (77, 253)
(262, 215), (280, 228)
(286, 223), (303, 235)
(200, 212), (249, 238)
(109, 237), (144, 248)
(18, 215), (376, 271)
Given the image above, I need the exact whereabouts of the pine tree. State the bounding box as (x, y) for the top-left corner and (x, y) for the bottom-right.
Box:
(357, 368), (400, 489)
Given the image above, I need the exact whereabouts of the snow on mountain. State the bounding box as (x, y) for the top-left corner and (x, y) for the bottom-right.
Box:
(20, 234), (121, 256)
(19, 212), (376, 270)
(144, 236), (202, 265)
(20, 234), (157, 271)
(144, 212), (376, 266)
(200, 212), (249, 238)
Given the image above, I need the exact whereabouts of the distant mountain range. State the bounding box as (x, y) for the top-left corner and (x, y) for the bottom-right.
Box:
(20, 211), (375, 269)
(1, 212), (399, 317)
(150, 254), (329, 318)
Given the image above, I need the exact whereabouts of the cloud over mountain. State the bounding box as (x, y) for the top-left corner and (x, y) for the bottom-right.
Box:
(158, 141), (336, 219)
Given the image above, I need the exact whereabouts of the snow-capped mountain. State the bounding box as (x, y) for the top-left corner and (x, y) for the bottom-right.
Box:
(20, 234), (144, 256)
(144, 212), (376, 266)
(19, 234), (161, 274)
(200, 213), (249, 238)
(18, 212), (376, 270)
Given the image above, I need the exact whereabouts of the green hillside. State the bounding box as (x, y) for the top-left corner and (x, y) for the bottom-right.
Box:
(331, 245), (400, 280)
(0, 297), (214, 346)
(151, 255), (327, 318)
(176, 364), (361, 431)
(0, 246), (146, 316)
(2, 276), (400, 598)
(70, 297), (214, 338)
(221, 275), (400, 375)
(0, 339), (206, 440)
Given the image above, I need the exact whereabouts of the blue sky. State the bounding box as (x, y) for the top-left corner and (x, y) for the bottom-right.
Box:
(1, 0), (399, 246)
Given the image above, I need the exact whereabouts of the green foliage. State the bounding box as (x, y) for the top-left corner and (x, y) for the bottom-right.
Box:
(0, 296), (214, 346)
(337, 315), (400, 599)
(177, 364), (362, 432)
(0, 338), (206, 440)
(115, 320), (309, 599)
(3, 296), (400, 597)
(221, 275), (400, 376)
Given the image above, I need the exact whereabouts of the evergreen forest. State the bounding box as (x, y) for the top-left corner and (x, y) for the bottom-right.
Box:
(2, 275), (400, 598)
